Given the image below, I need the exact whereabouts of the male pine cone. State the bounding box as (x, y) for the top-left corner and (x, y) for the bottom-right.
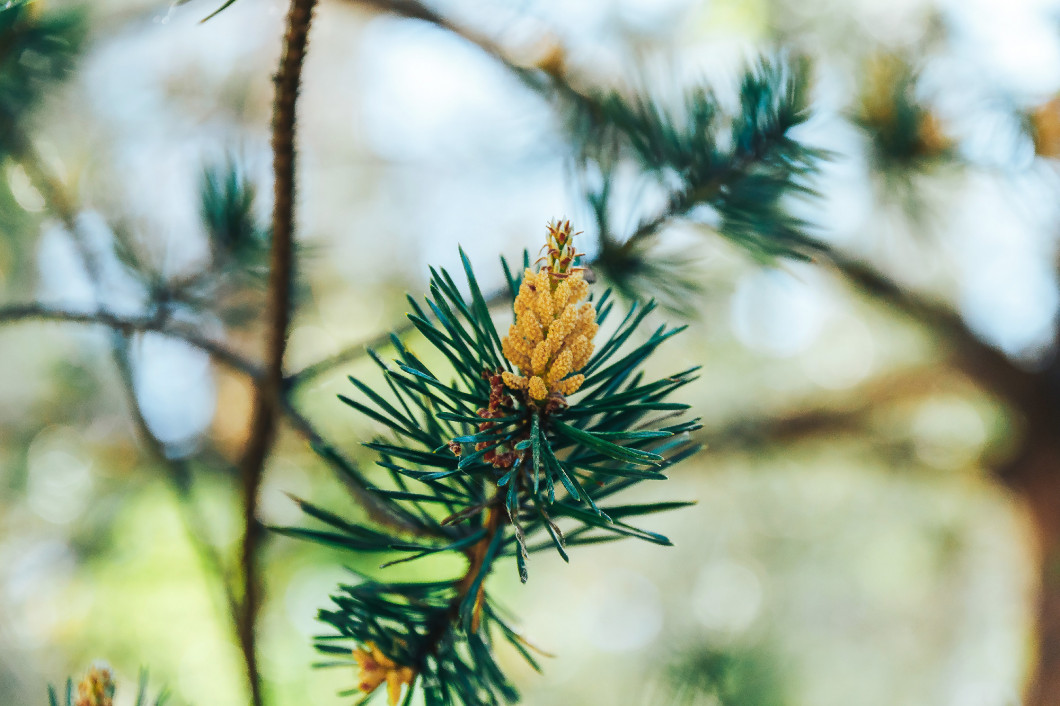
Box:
(501, 220), (597, 402)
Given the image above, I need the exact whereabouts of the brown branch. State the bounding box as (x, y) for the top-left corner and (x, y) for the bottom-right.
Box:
(0, 303), (260, 377)
(826, 252), (1045, 412)
(703, 365), (960, 453)
(280, 398), (441, 536)
(338, 0), (511, 66)
(453, 500), (505, 634)
(234, 2), (317, 703)
(415, 494), (506, 677)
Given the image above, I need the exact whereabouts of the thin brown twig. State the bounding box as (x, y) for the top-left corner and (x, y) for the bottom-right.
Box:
(234, 2), (318, 702)
(338, 0), (510, 66)
(280, 397), (441, 536)
(0, 303), (260, 377)
(452, 500), (505, 634)
(826, 252), (1045, 413)
(414, 494), (506, 680)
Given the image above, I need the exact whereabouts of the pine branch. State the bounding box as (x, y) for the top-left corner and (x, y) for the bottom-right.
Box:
(703, 365), (954, 453)
(3, 90), (255, 704)
(236, 1), (317, 703)
(294, 227), (701, 704)
(450, 497), (506, 631)
(585, 57), (825, 278)
(3, 13), (262, 692)
(342, 0), (513, 67)
(281, 397), (444, 536)
(415, 495), (507, 665)
(1, 127), (248, 637)
(826, 252), (1044, 412)
(618, 94), (816, 258)
(4, 132), (254, 706)
(288, 10), (826, 383)
(0, 303), (260, 376)
(5, 82), (261, 697)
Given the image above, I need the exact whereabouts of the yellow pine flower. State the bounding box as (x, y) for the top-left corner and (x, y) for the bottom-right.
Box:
(501, 370), (528, 390)
(502, 221), (597, 402)
(353, 642), (415, 706)
(546, 349), (573, 385)
(528, 375), (549, 400)
(75, 665), (114, 706)
(530, 337), (551, 376)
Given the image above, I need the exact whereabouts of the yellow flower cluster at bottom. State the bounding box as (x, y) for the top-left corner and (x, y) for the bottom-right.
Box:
(74, 665), (114, 706)
(353, 642), (415, 706)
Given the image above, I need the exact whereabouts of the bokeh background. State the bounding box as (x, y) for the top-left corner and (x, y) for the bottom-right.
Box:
(3, 0), (1060, 704)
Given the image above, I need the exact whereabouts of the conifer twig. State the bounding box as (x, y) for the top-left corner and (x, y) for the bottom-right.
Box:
(618, 143), (789, 255)
(0, 303), (260, 376)
(235, 0), (317, 703)
(417, 495), (506, 668)
(449, 498), (506, 634)
(826, 252), (1043, 411)
(280, 398), (444, 536)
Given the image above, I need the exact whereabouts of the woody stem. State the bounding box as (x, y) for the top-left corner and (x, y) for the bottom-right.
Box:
(417, 493), (507, 672)
(455, 500), (506, 631)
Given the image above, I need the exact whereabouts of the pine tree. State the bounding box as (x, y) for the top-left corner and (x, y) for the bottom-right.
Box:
(2, 0), (1057, 704)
